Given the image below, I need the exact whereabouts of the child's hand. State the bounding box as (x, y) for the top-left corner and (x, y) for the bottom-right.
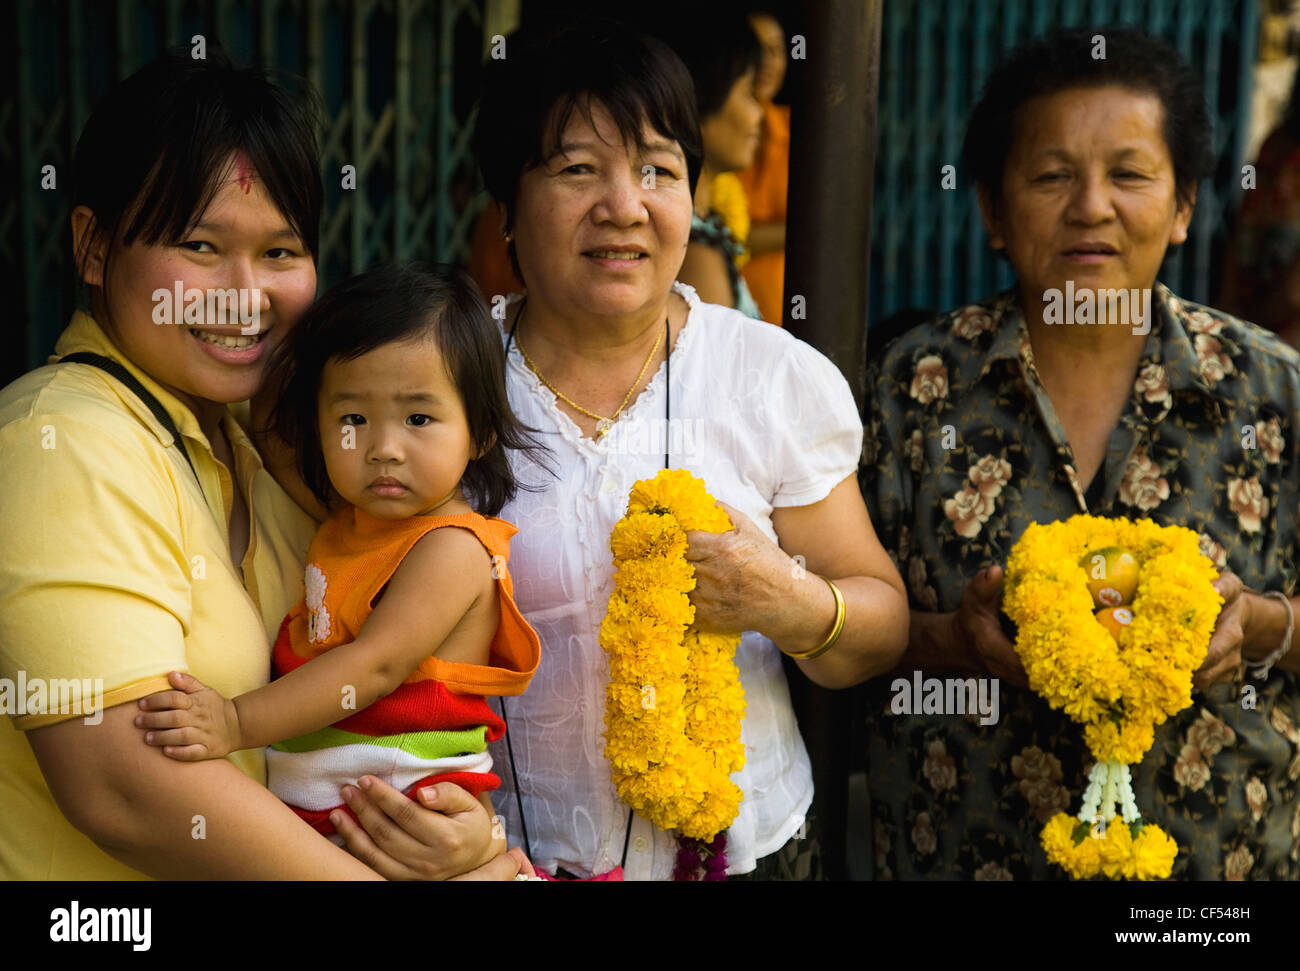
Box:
(135, 671), (243, 760)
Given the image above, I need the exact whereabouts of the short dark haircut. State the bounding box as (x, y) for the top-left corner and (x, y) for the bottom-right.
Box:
(654, 13), (762, 119)
(72, 47), (323, 309)
(267, 262), (546, 517)
(962, 27), (1214, 210)
(472, 18), (703, 271)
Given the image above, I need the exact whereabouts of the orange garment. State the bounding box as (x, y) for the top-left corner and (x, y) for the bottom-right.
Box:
(285, 506), (539, 696)
(736, 101), (790, 326)
(467, 206), (524, 304)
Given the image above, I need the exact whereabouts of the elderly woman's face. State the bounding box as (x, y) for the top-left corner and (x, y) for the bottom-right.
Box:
(513, 101), (693, 320)
(979, 85), (1194, 317)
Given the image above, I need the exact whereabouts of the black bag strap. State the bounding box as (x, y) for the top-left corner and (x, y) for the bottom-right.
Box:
(59, 352), (200, 485)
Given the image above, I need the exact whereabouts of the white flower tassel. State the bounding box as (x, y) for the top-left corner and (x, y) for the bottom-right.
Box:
(1078, 762), (1106, 822)
(1118, 764), (1140, 824)
(1076, 759), (1140, 827)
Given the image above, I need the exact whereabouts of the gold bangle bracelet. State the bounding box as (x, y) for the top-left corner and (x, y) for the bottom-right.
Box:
(784, 575), (845, 660)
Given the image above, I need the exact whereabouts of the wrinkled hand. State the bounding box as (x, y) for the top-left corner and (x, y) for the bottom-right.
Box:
(951, 566), (1028, 687)
(684, 502), (786, 635)
(1194, 572), (1245, 692)
(330, 778), (506, 881)
(135, 670), (242, 760)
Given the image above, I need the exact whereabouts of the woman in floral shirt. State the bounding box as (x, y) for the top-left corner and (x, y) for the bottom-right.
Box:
(860, 28), (1300, 880)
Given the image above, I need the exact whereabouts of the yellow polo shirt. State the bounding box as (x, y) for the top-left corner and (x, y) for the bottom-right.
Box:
(0, 311), (317, 879)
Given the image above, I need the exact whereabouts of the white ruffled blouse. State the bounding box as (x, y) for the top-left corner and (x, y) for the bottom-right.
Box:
(489, 282), (862, 878)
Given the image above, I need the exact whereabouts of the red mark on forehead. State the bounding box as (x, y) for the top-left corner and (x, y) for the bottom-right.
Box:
(234, 153), (256, 194)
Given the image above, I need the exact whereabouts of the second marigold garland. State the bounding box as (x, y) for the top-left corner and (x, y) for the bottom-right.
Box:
(599, 469), (747, 875)
(1003, 515), (1222, 879)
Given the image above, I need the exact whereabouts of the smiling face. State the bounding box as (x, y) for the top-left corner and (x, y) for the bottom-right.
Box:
(317, 336), (475, 520)
(511, 99), (694, 321)
(700, 67), (762, 174)
(82, 154), (316, 419)
(978, 85), (1195, 318)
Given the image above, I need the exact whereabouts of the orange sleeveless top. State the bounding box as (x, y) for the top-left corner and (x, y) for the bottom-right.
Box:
(283, 505), (539, 696)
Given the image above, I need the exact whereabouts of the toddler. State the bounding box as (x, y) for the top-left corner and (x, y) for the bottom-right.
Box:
(136, 262), (543, 841)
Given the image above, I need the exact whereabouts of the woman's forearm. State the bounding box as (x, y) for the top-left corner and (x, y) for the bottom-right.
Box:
(764, 572), (909, 689)
(760, 480), (911, 688)
(99, 762), (381, 880)
(29, 701), (381, 880)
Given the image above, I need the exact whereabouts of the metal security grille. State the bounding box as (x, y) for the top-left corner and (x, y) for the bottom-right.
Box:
(870, 0), (1260, 326)
(5, 1), (1263, 373)
(7, 0), (502, 375)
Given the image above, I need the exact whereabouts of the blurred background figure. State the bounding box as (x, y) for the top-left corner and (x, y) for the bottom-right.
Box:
(467, 190), (524, 303)
(1220, 61), (1300, 348)
(736, 6), (791, 326)
(663, 13), (765, 317)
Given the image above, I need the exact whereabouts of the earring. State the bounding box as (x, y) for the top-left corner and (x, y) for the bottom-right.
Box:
(501, 229), (513, 242)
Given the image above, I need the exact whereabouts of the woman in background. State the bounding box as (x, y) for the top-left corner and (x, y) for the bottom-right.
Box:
(1219, 70), (1300, 348)
(736, 6), (791, 326)
(666, 15), (766, 318)
(861, 28), (1300, 880)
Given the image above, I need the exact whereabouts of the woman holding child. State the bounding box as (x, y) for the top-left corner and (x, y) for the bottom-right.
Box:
(0, 52), (516, 880)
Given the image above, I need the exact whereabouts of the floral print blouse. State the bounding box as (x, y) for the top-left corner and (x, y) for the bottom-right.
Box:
(859, 283), (1300, 880)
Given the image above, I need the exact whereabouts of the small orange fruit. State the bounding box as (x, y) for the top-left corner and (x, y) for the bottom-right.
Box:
(1079, 546), (1139, 609)
(1095, 605), (1134, 642)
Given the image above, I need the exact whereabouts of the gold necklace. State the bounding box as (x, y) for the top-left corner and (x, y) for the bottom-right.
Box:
(517, 314), (666, 439)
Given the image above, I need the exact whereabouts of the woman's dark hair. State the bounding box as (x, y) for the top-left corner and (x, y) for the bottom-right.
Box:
(267, 262), (545, 517)
(654, 12), (762, 120)
(472, 18), (703, 277)
(72, 47), (322, 308)
(963, 27), (1214, 210)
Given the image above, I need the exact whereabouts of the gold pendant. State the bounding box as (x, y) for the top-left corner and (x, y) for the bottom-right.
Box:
(596, 418), (613, 439)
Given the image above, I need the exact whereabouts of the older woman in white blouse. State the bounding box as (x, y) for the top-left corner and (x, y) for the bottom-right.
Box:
(471, 21), (908, 880)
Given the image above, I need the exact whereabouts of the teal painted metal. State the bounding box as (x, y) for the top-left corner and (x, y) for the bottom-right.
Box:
(9, 1), (1262, 371)
(350, 0), (368, 274)
(869, 0), (1261, 328)
(395, 0), (412, 257)
(10, 0), (492, 372)
(434, 0), (485, 263)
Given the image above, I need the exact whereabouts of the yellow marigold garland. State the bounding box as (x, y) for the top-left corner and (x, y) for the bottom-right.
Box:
(599, 469), (747, 841)
(1003, 515), (1221, 880)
